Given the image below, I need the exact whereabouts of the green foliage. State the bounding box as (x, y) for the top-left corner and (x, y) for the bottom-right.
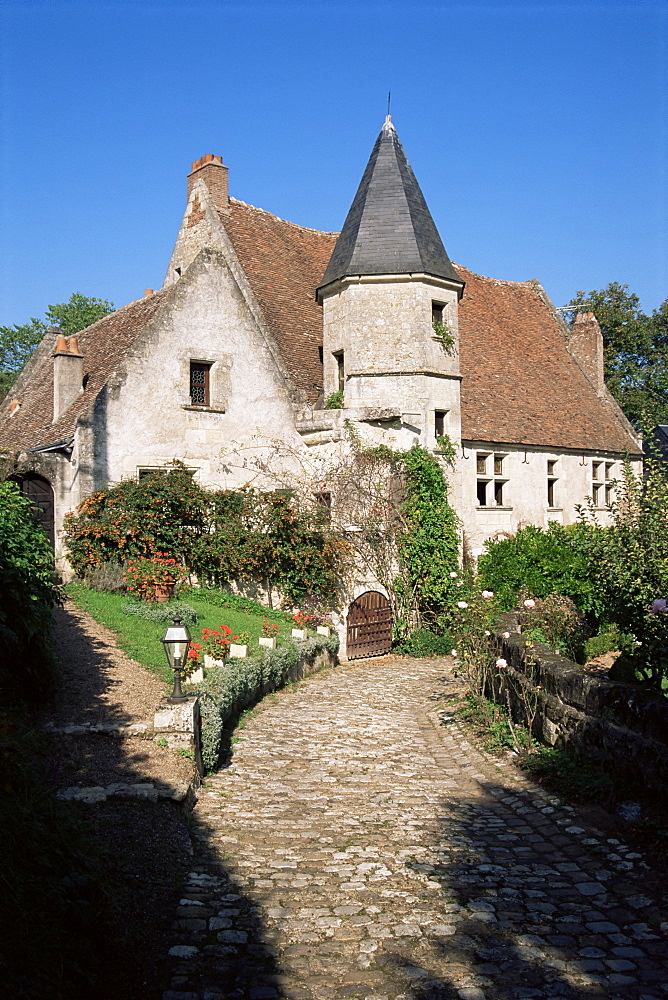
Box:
(197, 634), (338, 770)
(66, 470), (341, 605)
(518, 589), (590, 662)
(397, 446), (460, 628)
(563, 282), (668, 430)
(457, 694), (525, 754)
(0, 481), (61, 700)
(583, 624), (637, 662)
(191, 488), (342, 602)
(577, 459), (668, 687)
(66, 583), (302, 683)
(435, 433), (457, 469)
(396, 627), (454, 658)
(64, 463), (209, 574)
(432, 320), (455, 354)
(478, 522), (603, 617)
(324, 390), (344, 409)
(121, 600), (198, 626)
(45, 292), (114, 336)
(0, 293), (114, 400)
(519, 745), (614, 803)
(181, 585), (292, 621)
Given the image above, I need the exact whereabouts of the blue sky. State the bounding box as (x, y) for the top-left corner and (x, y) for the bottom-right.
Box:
(1, 0), (666, 328)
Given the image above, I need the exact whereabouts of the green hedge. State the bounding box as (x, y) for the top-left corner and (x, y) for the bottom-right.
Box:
(196, 634), (339, 770)
(0, 481), (61, 700)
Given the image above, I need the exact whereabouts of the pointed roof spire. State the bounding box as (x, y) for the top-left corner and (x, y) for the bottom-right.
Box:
(318, 119), (463, 298)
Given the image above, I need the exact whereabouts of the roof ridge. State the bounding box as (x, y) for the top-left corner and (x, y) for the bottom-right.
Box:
(452, 263), (540, 289)
(226, 198), (339, 237)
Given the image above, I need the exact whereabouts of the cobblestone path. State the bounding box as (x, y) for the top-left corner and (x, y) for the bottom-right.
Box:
(164, 656), (668, 1000)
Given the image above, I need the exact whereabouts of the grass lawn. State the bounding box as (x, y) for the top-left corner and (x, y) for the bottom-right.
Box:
(65, 583), (298, 684)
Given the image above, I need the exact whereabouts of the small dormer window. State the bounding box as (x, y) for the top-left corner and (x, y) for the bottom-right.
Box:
(190, 362), (211, 406)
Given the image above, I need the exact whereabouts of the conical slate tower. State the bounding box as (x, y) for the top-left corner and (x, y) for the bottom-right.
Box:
(318, 117), (462, 297)
(317, 117), (464, 438)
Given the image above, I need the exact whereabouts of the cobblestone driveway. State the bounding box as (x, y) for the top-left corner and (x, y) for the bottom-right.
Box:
(164, 656), (668, 1000)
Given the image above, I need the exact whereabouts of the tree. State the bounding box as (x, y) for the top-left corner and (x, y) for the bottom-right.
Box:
(563, 282), (668, 431)
(0, 292), (114, 400)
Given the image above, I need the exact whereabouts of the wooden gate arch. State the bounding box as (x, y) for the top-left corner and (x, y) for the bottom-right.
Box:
(346, 591), (392, 660)
(12, 474), (55, 547)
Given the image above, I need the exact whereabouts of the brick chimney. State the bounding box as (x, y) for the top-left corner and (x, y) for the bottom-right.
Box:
(52, 328), (84, 421)
(568, 312), (605, 397)
(187, 154), (229, 210)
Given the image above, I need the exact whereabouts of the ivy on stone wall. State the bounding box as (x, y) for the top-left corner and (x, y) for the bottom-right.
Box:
(397, 447), (460, 631)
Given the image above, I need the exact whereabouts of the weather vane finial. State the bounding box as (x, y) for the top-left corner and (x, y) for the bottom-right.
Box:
(387, 91), (391, 117)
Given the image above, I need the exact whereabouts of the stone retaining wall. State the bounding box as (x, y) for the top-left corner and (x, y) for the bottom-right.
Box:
(493, 614), (668, 806)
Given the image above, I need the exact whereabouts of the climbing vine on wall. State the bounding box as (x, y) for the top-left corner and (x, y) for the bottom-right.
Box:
(397, 446), (461, 631)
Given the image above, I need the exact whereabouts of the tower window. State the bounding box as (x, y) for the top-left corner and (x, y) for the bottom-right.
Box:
(434, 410), (447, 438)
(432, 302), (445, 328)
(333, 351), (345, 395)
(190, 362), (211, 406)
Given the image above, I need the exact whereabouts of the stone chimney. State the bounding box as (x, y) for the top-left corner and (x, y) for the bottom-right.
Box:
(568, 311), (605, 397)
(187, 154), (229, 210)
(53, 328), (84, 421)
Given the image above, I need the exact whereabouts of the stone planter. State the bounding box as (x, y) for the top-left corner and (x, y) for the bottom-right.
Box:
(292, 628), (307, 640)
(316, 625), (331, 636)
(259, 636), (277, 649)
(204, 654), (226, 670)
(186, 666), (204, 684)
(229, 643), (248, 658)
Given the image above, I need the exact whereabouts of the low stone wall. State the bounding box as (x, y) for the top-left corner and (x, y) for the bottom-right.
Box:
(493, 614), (668, 805)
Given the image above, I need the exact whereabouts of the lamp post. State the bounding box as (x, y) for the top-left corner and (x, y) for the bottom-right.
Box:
(161, 616), (191, 704)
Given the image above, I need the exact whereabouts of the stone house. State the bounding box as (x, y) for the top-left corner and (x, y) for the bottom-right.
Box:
(0, 118), (642, 656)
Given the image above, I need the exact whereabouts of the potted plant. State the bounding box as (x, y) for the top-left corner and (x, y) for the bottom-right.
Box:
(201, 624), (238, 667)
(259, 618), (279, 649)
(229, 630), (250, 659)
(123, 553), (185, 603)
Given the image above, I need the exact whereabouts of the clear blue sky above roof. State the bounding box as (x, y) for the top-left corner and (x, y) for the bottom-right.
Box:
(0, 0), (665, 328)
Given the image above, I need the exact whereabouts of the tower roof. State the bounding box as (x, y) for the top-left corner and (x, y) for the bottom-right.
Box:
(317, 117), (463, 297)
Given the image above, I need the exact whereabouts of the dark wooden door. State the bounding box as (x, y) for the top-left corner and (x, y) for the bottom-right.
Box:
(16, 475), (55, 546)
(346, 591), (392, 659)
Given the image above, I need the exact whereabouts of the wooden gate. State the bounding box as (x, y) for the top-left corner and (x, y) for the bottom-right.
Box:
(346, 591), (392, 659)
(15, 475), (55, 546)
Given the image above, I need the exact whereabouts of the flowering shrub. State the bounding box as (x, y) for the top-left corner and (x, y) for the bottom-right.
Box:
(292, 611), (313, 630)
(262, 619), (280, 639)
(186, 641), (202, 674)
(441, 577), (500, 695)
(122, 553), (185, 600)
(200, 625), (239, 661)
(517, 588), (589, 662)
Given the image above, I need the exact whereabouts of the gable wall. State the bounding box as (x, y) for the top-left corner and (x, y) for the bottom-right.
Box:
(98, 252), (302, 489)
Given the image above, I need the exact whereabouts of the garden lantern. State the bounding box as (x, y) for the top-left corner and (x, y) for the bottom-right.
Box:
(161, 616), (191, 703)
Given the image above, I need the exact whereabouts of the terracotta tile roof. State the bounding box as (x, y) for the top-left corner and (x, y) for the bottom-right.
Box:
(455, 264), (641, 455)
(220, 199), (337, 403)
(0, 198), (639, 461)
(0, 291), (169, 451)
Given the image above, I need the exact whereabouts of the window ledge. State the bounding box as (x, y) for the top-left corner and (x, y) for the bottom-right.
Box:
(547, 507), (563, 512)
(476, 505), (513, 511)
(182, 404), (226, 414)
